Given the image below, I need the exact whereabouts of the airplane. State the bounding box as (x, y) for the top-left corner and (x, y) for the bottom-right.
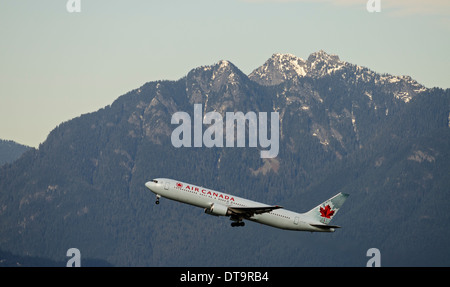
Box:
(145, 178), (349, 232)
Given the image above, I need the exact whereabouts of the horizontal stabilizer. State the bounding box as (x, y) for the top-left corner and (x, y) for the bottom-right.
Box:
(310, 223), (341, 229)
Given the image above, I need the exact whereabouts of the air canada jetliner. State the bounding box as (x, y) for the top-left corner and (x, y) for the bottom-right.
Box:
(145, 178), (349, 232)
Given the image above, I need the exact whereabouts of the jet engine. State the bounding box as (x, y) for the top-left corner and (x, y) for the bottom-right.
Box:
(204, 203), (229, 216)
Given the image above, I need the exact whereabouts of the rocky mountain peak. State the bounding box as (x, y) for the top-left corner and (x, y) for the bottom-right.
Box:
(248, 53), (307, 86)
(307, 50), (341, 64)
(305, 50), (346, 78)
(249, 50), (347, 85)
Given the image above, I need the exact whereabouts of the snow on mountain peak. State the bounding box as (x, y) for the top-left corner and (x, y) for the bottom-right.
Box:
(218, 60), (230, 69)
(249, 51), (348, 85)
(272, 53), (308, 77)
(306, 50), (346, 78)
(248, 51), (428, 104)
(307, 50), (341, 64)
(248, 53), (308, 86)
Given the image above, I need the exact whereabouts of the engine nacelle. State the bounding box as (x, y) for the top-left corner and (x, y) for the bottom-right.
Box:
(204, 203), (229, 216)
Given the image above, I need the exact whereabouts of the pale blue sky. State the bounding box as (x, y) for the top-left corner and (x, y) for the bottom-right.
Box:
(1, 0), (449, 147)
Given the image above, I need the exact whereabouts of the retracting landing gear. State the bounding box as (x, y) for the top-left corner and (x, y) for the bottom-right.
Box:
(230, 216), (245, 227)
(231, 221), (245, 227)
(155, 194), (161, 205)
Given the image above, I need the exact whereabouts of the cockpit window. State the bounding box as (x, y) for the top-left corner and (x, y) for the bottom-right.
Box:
(152, 179), (158, 183)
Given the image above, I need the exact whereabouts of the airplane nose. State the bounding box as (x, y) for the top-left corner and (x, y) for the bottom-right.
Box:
(145, 181), (154, 189)
(145, 179), (160, 190)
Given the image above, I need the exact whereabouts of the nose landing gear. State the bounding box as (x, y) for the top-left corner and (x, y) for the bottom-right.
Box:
(155, 194), (161, 205)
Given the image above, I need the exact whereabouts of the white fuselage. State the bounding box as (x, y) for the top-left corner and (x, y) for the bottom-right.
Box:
(145, 178), (334, 232)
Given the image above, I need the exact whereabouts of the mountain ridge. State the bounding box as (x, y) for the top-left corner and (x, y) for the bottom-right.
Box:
(249, 51), (426, 104)
(0, 139), (31, 166)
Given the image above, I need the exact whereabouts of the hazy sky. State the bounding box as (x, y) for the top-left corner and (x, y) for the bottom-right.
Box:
(1, 0), (449, 147)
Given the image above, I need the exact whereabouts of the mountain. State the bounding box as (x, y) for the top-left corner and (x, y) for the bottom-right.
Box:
(0, 51), (449, 266)
(0, 140), (31, 166)
(249, 51), (426, 103)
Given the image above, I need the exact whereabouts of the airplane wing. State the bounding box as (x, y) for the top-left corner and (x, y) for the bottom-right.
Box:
(228, 205), (283, 218)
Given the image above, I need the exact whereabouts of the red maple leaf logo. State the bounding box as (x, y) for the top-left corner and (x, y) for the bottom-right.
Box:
(319, 205), (335, 218)
(176, 183), (183, 188)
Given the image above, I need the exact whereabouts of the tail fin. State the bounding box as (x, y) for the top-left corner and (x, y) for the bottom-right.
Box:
(303, 192), (349, 225)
